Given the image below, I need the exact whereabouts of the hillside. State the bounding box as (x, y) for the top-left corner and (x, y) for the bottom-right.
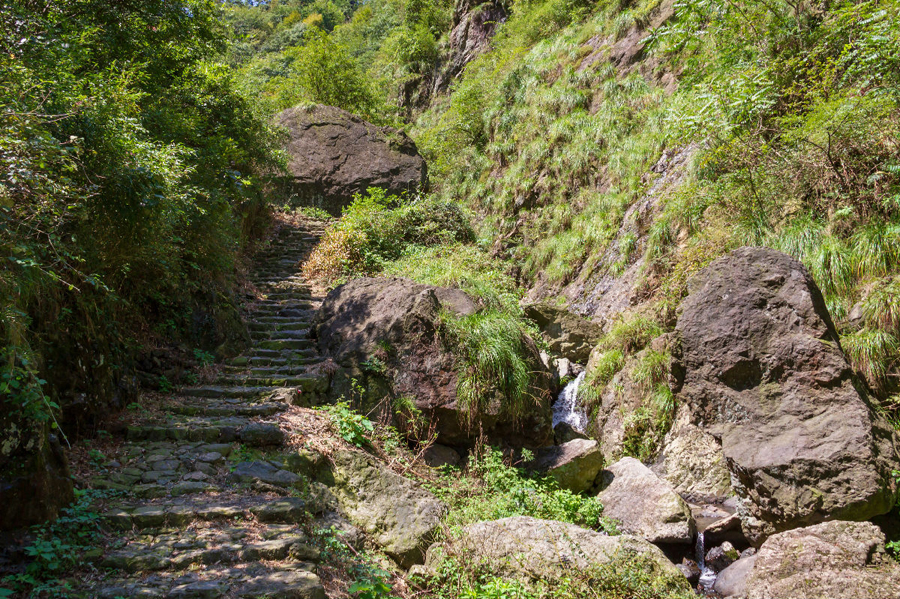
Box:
(2, 0), (900, 597)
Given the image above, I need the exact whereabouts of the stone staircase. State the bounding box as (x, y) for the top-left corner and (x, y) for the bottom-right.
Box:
(84, 220), (335, 599)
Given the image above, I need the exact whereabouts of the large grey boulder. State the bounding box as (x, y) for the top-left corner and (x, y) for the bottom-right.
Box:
(326, 449), (446, 567)
(526, 439), (603, 493)
(275, 105), (427, 215)
(315, 277), (554, 447)
(741, 521), (900, 598)
(523, 303), (602, 363)
(597, 457), (695, 544)
(676, 247), (900, 543)
(424, 516), (687, 588)
(714, 555), (756, 598)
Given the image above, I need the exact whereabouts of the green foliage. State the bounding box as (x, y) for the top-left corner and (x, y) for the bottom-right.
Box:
(193, 349), (215, 367)
(303, 188), (473, 284)
(322, 401), (375, 447)
(596, 316), (664, 355)
(430, 447), (610, 533)
(2, 489), (116, 595)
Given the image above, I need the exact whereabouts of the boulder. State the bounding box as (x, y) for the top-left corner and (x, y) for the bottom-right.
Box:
(526, 439), (603, 493)
(653, 405), (732, 498)
(678, 559), (701, 585)
(705, 541), (739, 572)
(325, 449), (446, 567)
(553, 421), (587, 444)
(523, 303), (602, 363)
(676, 247), (900, 543)
(424, 516), (687, 588)
(315, 277), (554, 447)
(714, 555), (756, 598)
(597, 457), (695, 544)
(422, 444), (462, 469)
(275, 105), (427, 215)
(703, 513), (747, 547)
(742, 521), (900, 598)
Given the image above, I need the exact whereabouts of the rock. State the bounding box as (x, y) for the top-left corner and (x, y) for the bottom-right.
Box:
(434, 0), (508, 92)
(229, 461), (302, 488)
(285, 448), (327, 478)
(0, 426), (74, 530)
(526, 439), (603, 493)
(168, 581), (227, 598)
(425, 516), (688, 589)
(240, 423), (284, 447)
(250, 498), (309, 523)
(523, 303), (602, 363)
(275, 105), (427, 216)
(676, 247), (900, 543)
(170, 481), (215, 497)
(553, 421), (587, 444)
(653, 405), (733, 497)
(705, 541), (739, 572)
(422, 444), (462, 469)
(677, 559), (700, 585)
(703, 513), (747, 547)
(267, 387), (302, 405)
(743, 521), (900, 598)
(238, 570), (325, 599)
(597, 457), (695, 544)
(327, 449), (446, 567)
(714, 555), (756, 598)
(315, 277), (554, 447)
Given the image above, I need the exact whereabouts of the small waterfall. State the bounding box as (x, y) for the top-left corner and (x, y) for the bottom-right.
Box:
(552, 371), (587, 432)
(696, 531), (717, 591)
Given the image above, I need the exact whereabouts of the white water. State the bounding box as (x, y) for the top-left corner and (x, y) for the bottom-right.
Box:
(696, 531), (717, 591)
(552, 371), (588, 432)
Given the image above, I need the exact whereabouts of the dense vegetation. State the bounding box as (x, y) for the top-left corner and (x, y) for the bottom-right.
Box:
(1, 0), (278, 435)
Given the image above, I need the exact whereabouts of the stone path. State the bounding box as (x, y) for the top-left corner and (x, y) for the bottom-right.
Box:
(84, 220), (336, 599)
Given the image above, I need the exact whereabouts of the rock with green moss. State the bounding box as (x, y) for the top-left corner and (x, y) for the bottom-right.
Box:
(739, 521), (900, 599)
(526, 439), (603, 493)
(425, 516), (688, 590)
(326, 448), (446, 568)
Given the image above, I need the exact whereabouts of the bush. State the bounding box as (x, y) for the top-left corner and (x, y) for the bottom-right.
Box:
(302, 188), (474, 284)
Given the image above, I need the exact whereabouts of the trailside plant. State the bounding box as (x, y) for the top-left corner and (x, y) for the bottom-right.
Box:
(321, 401), (375, 447)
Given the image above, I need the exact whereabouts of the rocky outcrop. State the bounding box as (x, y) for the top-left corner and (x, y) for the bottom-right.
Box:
(653, 405), (733, 498)
(424, 516), (687, 588)
(740, 521), (900, 598)
(676, 247), (900, 543)
(275, 105), (427, 215)
(325, 449), (446, 567)
(315, 277), (554, 447)
(523, 302), (602, 363)
(526, 439), (603, 493)
(597, 457), (695, 544)
(434, 0), (508, 92)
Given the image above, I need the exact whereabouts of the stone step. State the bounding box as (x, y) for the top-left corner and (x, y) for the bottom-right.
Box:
(179, 385), (282, 399)
(222, 364), (320, 376)
(126, 420), (285, 446)
(250, 331), (311, 342)
(248, 321), (310, 332)
(257, 339), (317, 351)
(104, 496), (312, 531)
(165, 401), (288, 417)
(214, 375), (328, 393)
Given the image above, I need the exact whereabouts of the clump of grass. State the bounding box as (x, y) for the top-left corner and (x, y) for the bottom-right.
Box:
(842, 328), (900, 395)
(440, 310), (541, 426)
(585, 349), (625, 391)
(862, 277), (900, 335)
(597, 315), (664, 355)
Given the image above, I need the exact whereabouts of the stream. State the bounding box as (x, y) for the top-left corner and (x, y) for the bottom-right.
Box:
(552, 371), (588, 433)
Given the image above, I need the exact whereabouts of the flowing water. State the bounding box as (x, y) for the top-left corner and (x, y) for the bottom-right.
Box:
(552, 371), (588, 432)
(695, 530), (718, 592)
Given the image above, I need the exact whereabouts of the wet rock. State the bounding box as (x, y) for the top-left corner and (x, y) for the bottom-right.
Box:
(526, 439), (603, 493)
(705, 541), (739, 572)
(597, 457), (695, 544)
(274, 105), (427, 216)
(677, 559), (700, 585)
(676, 247), (900, 542)
(327, 449), (446, 567)
(743, 521), (900, 598)
(316, 277), (554, 447)
(552, 421), (587, 444)
(425, 516), (687, 588)
(422, 444), (462, 468)
(714, 555), (756, 598)
(239, 423), (285, 447)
